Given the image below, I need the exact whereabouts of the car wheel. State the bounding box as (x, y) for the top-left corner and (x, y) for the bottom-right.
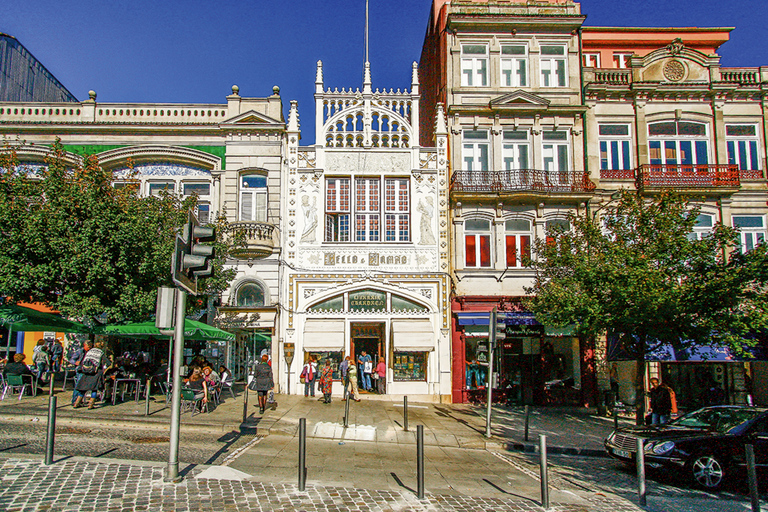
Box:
(689, 453), (725, 490)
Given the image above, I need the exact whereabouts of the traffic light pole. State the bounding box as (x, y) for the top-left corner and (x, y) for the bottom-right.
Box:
(166, 288), (187, 482)
(485, 308), (496, 438)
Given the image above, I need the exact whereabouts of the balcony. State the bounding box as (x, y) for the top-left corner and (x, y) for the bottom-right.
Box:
(451, 169), (595, 195)
(636, 164), (740, 191)
(228, 221), (276, 259)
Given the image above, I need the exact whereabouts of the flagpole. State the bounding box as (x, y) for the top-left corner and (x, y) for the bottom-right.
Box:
(365, 0), (369, 64)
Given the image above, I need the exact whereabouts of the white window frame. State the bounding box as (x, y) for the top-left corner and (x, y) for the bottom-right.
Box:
(502, 131), (530, 170)
(355, 178), (380, 242)
(726, 124), (761, 171)
(182, 181), (211, 197)
(464, 218), (492, 268)
(196, 202), (211, 225)
(240, 174), (268, 222)
(325, 177), (351, 242)
(147, 181), (176, 197)
(598, 124), (633, 171)
(385, 178), (410, 242)
(613, 53), (632, 69)
(461, 44), (488, 87)
(542, 131), (570, 173)
(733, 215), (766, 253)
(505, 218), (532, 268)
(500, 44), (528, 87)
(648, 122), (710, 167)
(688, 213), (714, 241)
(540, 45), (567, 87)
(462, 130), (489, 171)
(583, 53), (600, 68)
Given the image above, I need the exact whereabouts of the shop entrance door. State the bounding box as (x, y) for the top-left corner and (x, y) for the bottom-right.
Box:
(350, 322), (384, 362)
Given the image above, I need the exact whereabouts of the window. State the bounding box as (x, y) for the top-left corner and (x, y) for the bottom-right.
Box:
(183, 182), (210, 196)
(599, 124), (632, 171)
(613, 53), (632, 68)
(197, 202), (210, 224)
(546, 219), (570, 245)
(325, 178), (350, 241)
(688, 213), (714, 241)
(648, 122), (709, 167)
(461, 44), (488, 86)
(502, 131), (529, 170)
(462, 130), (489, 171)
(540, 45), (567, 87)
(501, 45), (528, 87)
(733, 216), (766, 253)
(726, 125), (760, 171)
(236, 282), (265, 307)
(506, 219), (532, 268)
(325, 177), (409, 242)
(465, 218), (492, 268)
(240, 174), (268, 222)
(148, 181), (175, 196)
(542, 131), (569, 173)
(393, 352), (427, 381)
(583, 53), (600, 68)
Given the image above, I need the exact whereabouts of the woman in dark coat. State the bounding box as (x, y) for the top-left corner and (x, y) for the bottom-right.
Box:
(74, 342), (108, 409)
(252, 354), (274, 414)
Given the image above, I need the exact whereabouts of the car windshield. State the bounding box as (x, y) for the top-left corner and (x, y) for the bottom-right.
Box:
(672, 408), (762, 433)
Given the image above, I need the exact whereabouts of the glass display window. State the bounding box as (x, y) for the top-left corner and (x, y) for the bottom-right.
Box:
(392, 352), (427, 381)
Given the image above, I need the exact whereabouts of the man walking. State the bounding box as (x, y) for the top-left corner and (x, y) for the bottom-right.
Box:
(649, 378), (672, 425)
(357, 350), (372, 391)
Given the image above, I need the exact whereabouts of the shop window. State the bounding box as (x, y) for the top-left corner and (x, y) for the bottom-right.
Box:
(733, 216), (766, 253)
(726, 125), (760, 171)
(599, 124), (632, 171)
(393, 352), (427, 381)
(240, 174), (268, 222)
(306, 351), (343, 380)
(236, 282), (265, 307)
(461, 44), (488, 87)
(465, 218), (492, 268)
(462, 130), (489, 172)
(540, 45), (567, 87)
(501, 45), (528, 87)
(506, 219), (532, 268)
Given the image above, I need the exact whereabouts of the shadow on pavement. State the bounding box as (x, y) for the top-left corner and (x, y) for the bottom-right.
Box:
(390, 472), (415, 494)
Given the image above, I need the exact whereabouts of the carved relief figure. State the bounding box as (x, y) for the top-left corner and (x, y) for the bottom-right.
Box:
(300, 195), (318, 242)
(417, 196), (436, 245)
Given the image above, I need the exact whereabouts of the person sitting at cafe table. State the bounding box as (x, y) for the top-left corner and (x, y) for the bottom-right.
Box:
(3, 353), (34, 378)
(184, 366), (208, 409)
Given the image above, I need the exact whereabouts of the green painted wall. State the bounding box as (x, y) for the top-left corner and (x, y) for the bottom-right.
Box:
(60, 144), (225, 168)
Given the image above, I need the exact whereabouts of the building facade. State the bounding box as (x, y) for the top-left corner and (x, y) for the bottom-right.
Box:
(277, 61), (452, 401)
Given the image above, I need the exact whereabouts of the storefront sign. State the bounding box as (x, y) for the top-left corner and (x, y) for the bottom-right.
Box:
(284, 342), (295, 366)
(349, 290), (386, 311)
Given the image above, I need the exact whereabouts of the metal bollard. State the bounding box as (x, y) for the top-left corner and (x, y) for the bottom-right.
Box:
(746, 444), (760, 512)
(524, 405), (530, 442)
(49, 376), (54, 396)
(298, 418), (307, 491)
(404, 396), (409, 432)
(613, 407), (618, 430)
(416, 424), (425, 499)
(242, 386), (249, 424)
(636, 438), (646, 507)
(45, 395), (57, 465)
(344, 394), (350, 428)
(145, 378), (151, 416)
(540, 434), (549, 510)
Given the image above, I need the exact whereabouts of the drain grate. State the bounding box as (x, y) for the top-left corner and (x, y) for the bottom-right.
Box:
(131, 436), (170, 444)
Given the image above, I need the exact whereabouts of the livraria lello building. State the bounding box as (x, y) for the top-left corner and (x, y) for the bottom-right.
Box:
(1, 0), (768, 405)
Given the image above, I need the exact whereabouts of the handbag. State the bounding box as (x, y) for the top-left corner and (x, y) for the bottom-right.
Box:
(300, 375), (306, 384)
(371, 372), (378, 380)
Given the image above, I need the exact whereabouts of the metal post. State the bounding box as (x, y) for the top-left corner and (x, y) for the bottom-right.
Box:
(417, 424), (425, 499)
(298, 418), (306, 491)
(165, 289), (186, 482)
(344, 393), (350, 428)
(404, 396), (409, 432)
(746, 444), (760, 512)
(540, 434), (549, 510)
(485, 308), (497, 438)
(636, 437), (646, 507)
(44, 395), (57, 465)
(145, 378), (151, 416)
(524, 405), (530, 442)
(613, 407), (618, 430)
(242, 387), (249, 423)
(49, 376), (55, 396)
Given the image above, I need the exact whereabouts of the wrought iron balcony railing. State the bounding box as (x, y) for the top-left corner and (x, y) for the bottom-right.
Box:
(228, 221), (277, 259)
(451, 169), (595, 194)
(636, 164), (740, 189)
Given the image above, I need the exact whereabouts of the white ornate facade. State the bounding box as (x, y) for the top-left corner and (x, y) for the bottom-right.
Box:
(278, 60), (452, 401)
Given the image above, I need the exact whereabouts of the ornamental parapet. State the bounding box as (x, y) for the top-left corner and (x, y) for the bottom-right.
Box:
(228, 221), (277, 259)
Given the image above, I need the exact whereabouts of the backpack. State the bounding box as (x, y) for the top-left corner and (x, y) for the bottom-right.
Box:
(80, 348), (103, 375)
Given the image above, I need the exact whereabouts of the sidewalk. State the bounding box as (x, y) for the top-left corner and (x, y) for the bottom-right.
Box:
(0, 386), (626, 454)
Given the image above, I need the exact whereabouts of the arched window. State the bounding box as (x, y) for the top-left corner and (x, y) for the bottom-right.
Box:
(240, 174), (267, 222)
(465, 218), (492, 268)
(236, 283), (265, 307)
(505, 218), (532, 268)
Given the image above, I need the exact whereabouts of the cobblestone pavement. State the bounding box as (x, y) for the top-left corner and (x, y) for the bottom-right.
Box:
(0, 457), (644, 512)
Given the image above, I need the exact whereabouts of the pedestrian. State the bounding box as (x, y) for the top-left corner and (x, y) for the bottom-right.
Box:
(69, 342), (87, 404)
(301, 357), (316, 397)
(73, 341), (108, 409)
(318, 358), (333, 404)
(358, 350), (372, 391)
(51, 339), (64, 373)
(609, 363), (619, 404)
(375, 356), (386, 394)
(342, 360), (361, 402)
(32, 339), (50, 383)
(648, 377), (672, 425)
(339, 356), (350, 399)
(249, 354), (274, 414)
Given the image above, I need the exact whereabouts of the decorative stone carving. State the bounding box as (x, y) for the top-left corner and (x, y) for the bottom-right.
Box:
(326, 151), (410, 174)
(663, 60), (686, 82)
(666, 38), (685, 56)
(417, 197), (436, 245)
(300, 195), (318, 243)
(420, 289), (432, 299)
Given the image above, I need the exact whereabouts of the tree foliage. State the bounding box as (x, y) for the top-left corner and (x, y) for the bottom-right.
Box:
(0, 139), (234, 323)
(526, 190), (768, 359)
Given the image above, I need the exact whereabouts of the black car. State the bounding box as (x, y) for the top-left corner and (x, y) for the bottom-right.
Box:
(604, 406), (768, 489)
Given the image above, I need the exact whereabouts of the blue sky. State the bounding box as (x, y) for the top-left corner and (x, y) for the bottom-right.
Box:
(2, 0), (767, 144)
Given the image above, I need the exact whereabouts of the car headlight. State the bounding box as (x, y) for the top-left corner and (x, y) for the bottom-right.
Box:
(651, 441), (675, 455)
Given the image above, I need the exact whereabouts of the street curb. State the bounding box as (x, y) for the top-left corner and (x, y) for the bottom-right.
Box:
(504, 440), (608, 458)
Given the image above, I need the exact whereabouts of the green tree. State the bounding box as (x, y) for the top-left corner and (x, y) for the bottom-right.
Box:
(525, 190), (768, 423)
(0, 139), (232, 323)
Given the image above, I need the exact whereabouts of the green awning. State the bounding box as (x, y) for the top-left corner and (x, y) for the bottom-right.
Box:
(0, 304), (89, 334)
(545, 325), (577, 337)
(95, 319), (234, 341)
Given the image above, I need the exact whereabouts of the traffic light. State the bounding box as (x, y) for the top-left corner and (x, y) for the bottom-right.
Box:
(172, 211), (216, 295)
(495, 312), (507, 343)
